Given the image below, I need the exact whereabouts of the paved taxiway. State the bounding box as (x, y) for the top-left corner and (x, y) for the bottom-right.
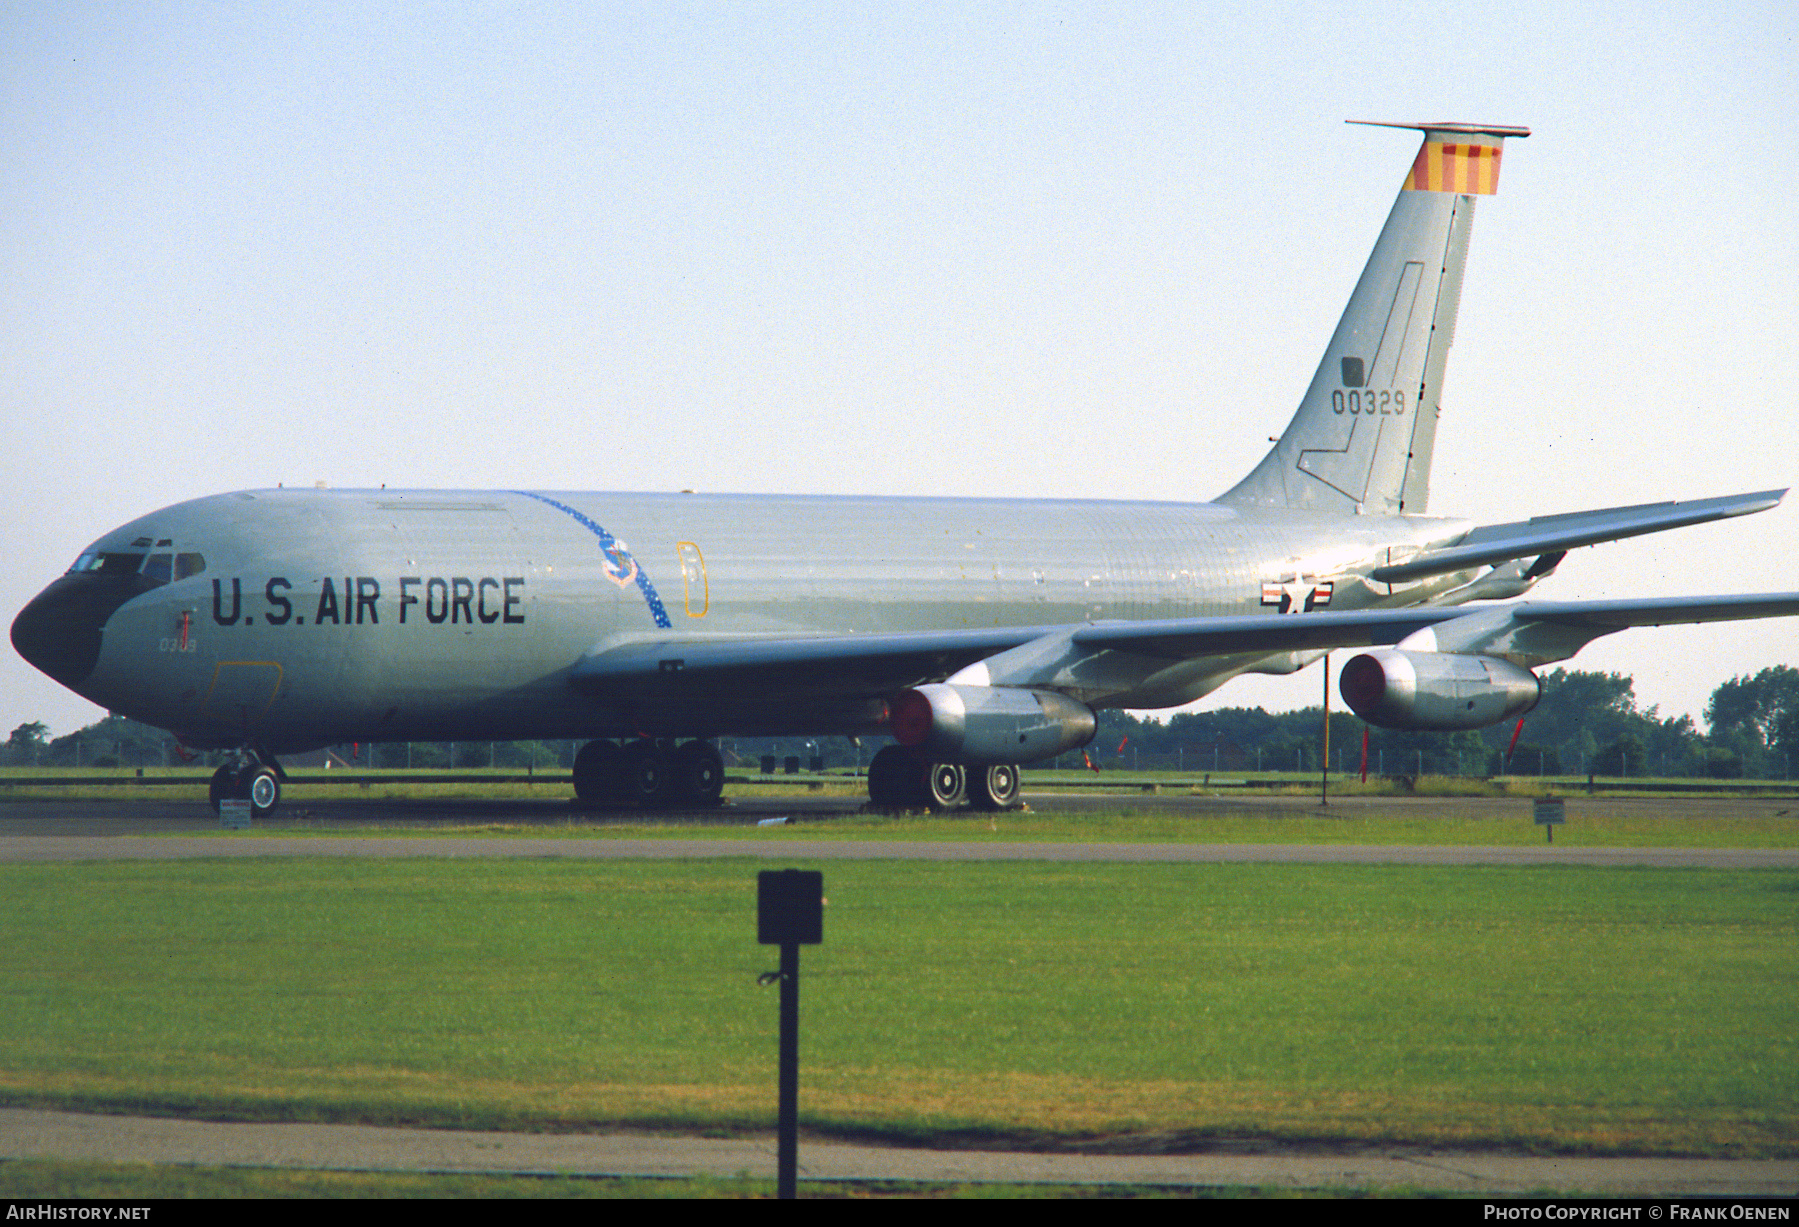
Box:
(3, 784), (1799, 870)
(5, 1108), (1797, 1196)
(3, 792), (1796, 867)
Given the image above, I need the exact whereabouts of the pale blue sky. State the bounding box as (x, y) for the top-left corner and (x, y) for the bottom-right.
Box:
(5, 1), (1795, 737)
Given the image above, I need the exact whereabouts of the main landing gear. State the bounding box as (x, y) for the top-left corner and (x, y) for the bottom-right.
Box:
(572, 738), (725, 809)
(865, 746), (1022, 813)
(208, 750), (285, 818)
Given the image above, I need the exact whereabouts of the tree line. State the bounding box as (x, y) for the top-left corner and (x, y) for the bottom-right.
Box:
(1074, 665), (1796, 780)
(5, 665), (1795, 780)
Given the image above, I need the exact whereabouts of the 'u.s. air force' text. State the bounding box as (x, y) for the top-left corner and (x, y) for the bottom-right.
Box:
(210, 577), (526, 626)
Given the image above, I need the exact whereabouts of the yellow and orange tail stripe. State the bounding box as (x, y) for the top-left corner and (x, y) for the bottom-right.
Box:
(1403, 140), (1503, 195)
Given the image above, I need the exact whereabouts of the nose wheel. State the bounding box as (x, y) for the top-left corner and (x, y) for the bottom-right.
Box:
(245, 767), (281, 814)
(209, 756), (283, 817)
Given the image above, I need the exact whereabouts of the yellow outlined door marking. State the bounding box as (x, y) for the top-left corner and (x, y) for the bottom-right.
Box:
(201, 661), (285, 730)
(676, 542), (708, 617)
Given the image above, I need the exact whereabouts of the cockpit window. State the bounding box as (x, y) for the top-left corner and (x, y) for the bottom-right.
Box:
(67, 552), (147, 576)
(64, 550), (204, 582)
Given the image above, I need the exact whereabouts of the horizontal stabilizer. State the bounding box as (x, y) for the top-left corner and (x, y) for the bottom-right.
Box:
(1372, 489), (1788, 583)
(1393, 592), (1799, 668)
(1492, 592), (1799, 629)
(1066, 591), (1799, 661)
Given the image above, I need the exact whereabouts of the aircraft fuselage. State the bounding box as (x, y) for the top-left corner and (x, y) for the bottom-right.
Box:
(26, 487), (1479, 752)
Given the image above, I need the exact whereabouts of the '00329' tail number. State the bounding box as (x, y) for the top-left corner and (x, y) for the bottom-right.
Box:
(1332, 389), (1406, 415)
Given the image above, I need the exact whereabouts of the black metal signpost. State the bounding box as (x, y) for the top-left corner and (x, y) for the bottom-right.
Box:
(1534, 798), (1567, 842)
(757, 868), (823, 1199)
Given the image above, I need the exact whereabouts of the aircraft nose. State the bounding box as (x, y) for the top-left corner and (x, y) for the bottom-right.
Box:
(11, 574), (139, 690)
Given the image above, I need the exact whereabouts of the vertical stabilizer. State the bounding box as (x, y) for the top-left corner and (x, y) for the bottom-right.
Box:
(1218, 122), (1528, 515)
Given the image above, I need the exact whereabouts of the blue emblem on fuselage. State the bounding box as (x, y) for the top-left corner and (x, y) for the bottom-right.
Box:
(599, 542), (638, 588)
(514, 491), (672, 629)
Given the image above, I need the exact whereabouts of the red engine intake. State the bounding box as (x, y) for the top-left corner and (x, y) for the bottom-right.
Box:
(889, 683), (1096, 763)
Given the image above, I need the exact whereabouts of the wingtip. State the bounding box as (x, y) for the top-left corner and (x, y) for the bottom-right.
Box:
(1736, 488), (1788, 511)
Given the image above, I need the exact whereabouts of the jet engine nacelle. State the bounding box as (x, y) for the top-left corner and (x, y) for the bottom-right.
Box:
(890, 683), (1097, 764)
(1339, 649), (1539, 731)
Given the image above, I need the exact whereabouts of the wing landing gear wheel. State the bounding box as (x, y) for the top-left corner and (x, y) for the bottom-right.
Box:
(925, 761), (966, 812)
(572, 740), (624, 808)
(672, 740), (725, 806)
(968, 763), (1021, 811)
(620, 739), (672, 806)
(867, 745), (926, 809)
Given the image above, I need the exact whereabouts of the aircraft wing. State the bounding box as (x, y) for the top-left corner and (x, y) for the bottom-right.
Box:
(1477, 592), (1799, 629)
(569, 592), (1799, 700)
(1370, 489), (1786, 583)
(568, 625), (1058, 697)
(567, 609), (1483, 697)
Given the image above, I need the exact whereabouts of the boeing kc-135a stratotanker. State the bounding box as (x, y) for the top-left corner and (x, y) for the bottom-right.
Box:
(12, 122), (1798, 815)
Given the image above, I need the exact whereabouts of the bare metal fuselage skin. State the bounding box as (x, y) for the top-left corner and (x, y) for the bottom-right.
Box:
(63, 488), (1478, 753)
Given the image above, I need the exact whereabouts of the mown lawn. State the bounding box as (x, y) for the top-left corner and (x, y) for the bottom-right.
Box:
(0, 858), (1793, 1156)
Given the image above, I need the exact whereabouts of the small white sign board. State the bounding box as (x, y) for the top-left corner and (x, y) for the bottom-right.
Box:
(219, 798), (252, 829)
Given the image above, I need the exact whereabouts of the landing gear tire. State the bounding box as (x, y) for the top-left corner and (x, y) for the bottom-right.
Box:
(619, 739), (672, 806)
(244, 767), (281, 816)
(672, 740), (725, 806)
(867, 745), (925, 809)
(925, 761), (966, 812)
(572, 739), (625, 807)
(209, 760), (282, 817)
(968, 763), (1021, 811)
(209, 764), (239, 813)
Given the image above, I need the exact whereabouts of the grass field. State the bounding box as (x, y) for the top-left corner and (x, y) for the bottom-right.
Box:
(191, 805), (1799, 847)
(1, 855), (1793, 1158)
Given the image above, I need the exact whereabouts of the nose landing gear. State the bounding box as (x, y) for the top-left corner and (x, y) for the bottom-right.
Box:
(209, 750), (284, 818)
